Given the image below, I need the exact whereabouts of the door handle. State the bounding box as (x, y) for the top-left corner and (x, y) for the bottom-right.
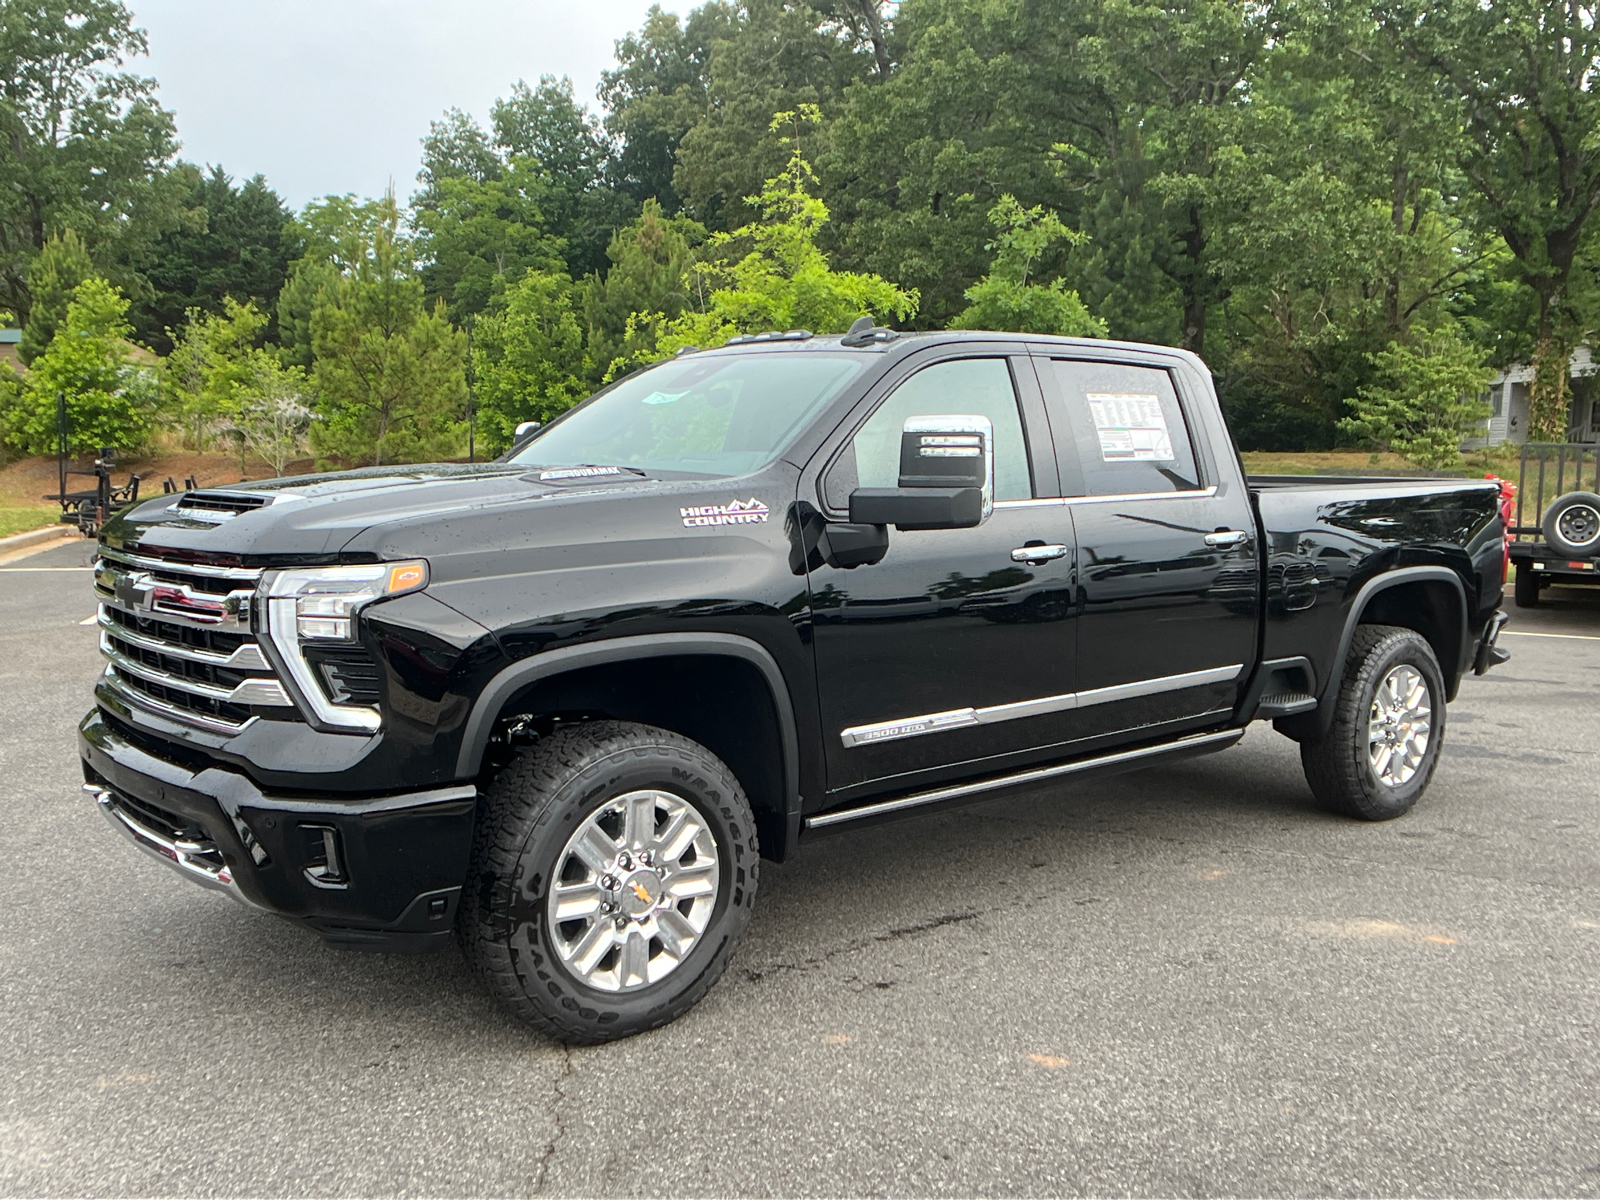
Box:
(1011, 543), (1068, 563)
(1204, 530), (1249, 548)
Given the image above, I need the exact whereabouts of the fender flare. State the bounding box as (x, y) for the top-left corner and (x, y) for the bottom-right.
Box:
(1305, 565), (1469, 734)
(454, 633), (801, 845)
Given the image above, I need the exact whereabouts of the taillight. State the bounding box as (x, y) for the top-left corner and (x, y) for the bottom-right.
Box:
(1488, 474), (1516, 583)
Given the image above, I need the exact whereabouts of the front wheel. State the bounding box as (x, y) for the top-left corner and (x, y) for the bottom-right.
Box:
(458, 721), (760, 1043)
(1300, 625), (1446, 820)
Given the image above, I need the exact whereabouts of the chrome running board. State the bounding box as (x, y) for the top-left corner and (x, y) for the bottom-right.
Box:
(805, 727), (1243, 830)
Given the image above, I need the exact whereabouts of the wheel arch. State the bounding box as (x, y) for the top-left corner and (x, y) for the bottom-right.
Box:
(456, 634), (802, 861)
(1285, 566), (1469, 739)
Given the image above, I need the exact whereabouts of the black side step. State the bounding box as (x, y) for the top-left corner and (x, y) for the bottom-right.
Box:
(804, 728), (1243, 830)
(1256, 691), (1317, 718)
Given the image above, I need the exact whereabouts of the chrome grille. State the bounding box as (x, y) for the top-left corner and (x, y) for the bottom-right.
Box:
(94, 548), (295, 734)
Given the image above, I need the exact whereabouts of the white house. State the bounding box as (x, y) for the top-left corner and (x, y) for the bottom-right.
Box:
(1470, 348), (1600, 446)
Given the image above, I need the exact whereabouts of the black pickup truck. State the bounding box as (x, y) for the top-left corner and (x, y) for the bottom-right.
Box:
(79, 327), (1510, 1042)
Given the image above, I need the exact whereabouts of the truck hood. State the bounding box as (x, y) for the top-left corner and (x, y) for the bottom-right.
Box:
(100, 462), (712, 562)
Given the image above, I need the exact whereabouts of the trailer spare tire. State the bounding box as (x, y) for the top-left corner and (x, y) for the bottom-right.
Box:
(1542, 491), (1600, 558)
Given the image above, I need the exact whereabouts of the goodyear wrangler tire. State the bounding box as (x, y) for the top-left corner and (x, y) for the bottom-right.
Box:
(458, 721), (759, 1043)
(1299, 625), (1446, 821)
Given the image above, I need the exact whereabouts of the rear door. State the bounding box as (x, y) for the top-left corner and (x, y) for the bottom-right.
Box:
(1037, 353), (1259, 744)
(805, 350), (1078, 803)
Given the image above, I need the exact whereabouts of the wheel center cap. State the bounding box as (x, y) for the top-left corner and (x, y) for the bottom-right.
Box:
(618, 869), (664, 918)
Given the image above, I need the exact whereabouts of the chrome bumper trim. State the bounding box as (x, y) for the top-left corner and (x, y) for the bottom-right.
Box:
(85, 783), (258, 908)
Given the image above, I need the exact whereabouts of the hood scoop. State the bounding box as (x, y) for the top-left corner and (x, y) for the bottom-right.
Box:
(169, 490), (279, 523)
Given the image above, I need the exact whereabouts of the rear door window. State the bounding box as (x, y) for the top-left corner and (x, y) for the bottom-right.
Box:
(1044, 360), (1202, 496)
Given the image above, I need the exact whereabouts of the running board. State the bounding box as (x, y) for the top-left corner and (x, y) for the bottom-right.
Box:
(804, 727), (1244, 830)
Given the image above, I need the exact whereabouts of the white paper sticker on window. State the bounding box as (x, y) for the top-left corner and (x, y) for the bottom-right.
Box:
(1085, 393), (1174, 462)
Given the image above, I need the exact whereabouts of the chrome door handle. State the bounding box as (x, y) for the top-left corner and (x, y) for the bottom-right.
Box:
(1204, 530), (1249, 548)
(1011, 543), (1068, 563)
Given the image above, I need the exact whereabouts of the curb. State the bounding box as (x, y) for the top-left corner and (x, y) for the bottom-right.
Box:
(0, 524), (76, 558)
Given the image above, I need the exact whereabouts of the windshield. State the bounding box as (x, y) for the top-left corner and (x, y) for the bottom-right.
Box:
(509, 352), (865, 478)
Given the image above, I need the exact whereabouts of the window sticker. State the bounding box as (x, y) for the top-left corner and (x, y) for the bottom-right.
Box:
(641, 390), (687, 406)
(1085, 393), (1174, 462)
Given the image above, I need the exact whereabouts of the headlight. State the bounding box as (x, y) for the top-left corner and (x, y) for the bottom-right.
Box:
(267, 561), (429, 641)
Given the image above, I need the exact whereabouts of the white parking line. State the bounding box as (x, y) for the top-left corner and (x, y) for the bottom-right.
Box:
(0, 566), (94, 572)
(78, 615), (98, 625)
(1502, 629), (1600, 642)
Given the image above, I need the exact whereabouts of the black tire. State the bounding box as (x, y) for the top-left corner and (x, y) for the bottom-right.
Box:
(1513, 565), (1541, 608)
(1542, 491), (1600, 558)
(458, 720), (760, 1043)
(1299, 625), (1446, 820)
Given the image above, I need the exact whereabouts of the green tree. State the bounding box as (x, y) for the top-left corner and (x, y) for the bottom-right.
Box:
(950, 195), (1105, 336)
(637, 108), (917, 363)
(222, 357), (312, 478)
(472, 269), (589, 452)
(163, 298), (269, 451)
(131, 165), (300, 353)
(583, 199), (705, 376)
(825, 0), (1100, 327)
(411, 154), (564, 325)
(1339, 324), (1493, 468)
(277, 195), (398, 370)
(1381, 0), (1600, 441)
(0, 0), (189, 326)
(600, 4), (739, 211)
(19, 229), (94, 363)
(308, 201), (466, 466)
(4, 277), (155, 453)
(1202, 10), (1499, 449)
(669, 2), (882, 228)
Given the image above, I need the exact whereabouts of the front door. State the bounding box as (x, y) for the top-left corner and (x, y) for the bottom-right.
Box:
(807, 355), (1078, 802)
(1037, 355), (1260, 745)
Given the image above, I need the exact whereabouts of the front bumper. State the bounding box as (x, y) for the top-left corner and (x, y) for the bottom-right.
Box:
(80, 709), (477, 951)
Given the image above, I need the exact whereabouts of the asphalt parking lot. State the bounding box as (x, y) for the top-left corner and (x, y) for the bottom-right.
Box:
(2, 537), (1598, 1198)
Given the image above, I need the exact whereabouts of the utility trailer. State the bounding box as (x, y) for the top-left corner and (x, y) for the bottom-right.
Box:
(1509, 442), (1600, 606)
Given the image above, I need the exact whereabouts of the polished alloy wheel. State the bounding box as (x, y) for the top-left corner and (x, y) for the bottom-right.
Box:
(1367, 664), (1432, 787)
(547, 789), (720, 992)
(1557, 502), (1600, 549)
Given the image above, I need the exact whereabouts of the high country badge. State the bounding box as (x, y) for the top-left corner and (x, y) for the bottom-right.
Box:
(681, 498), (770, 528)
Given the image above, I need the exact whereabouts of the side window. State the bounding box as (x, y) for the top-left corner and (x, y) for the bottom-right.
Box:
(825, 358), (1032, 507)
(1047, 360), (1201, 496)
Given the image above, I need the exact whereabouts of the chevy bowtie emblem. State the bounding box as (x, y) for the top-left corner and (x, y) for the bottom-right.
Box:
(630, 881), (653, 904)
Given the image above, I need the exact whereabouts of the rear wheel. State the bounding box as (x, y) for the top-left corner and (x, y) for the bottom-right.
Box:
(458, 720), (760, 1043)
(1300, 625), (1446, 820)
(1514, 565), (1540, 608)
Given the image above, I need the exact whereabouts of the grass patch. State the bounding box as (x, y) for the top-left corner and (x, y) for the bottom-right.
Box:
(0, 507), (61, 539)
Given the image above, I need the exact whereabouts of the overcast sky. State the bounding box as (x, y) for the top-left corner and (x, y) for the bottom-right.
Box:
(128, 0), (685, 210)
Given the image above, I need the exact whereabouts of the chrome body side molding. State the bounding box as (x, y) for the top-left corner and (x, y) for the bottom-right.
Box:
(807, 728), (1243, 829)
(838, 664), (1243, 748)
(993, 485), (1218, 510)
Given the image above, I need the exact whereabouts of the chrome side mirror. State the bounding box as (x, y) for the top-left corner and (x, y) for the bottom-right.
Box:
(847, 414), (994, 531)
